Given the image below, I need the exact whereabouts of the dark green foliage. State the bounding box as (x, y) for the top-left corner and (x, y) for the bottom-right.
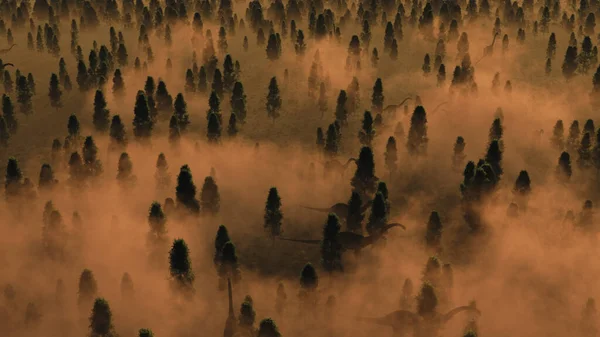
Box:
(266, 33), (281, 60)
(207, 91), (221, 121)
(417, 282), (438, 317)
(562, 45), (578, 80)
(425, 211), (442, 250)
(239, 297), (256, 332)
(68, 152), (85, 183)
(264, 187), (283, 238)
(133, 90), (153, 139)
(169, 115), (181, 145)
(453, 136), (466, 169)
(148, 202), (167, 243)
(2, 94), (17, 132)
(198, 66), (208, 93)
(82, 136), (103, 177)
(227, 113), (238, 137)
(579, 132), (593, 168)
(155, 153), (170, 190)
(485, 139), (503, 178)
(257, 318), (282, 337)
(316, 127), (324, 148)
(366, 192), (387, 235)
(513, 170), (531, 195)
(200, 176), (220, 215)
(551, 120), (564, 151)
(185, 69), (195, 93)
(89, 298), (117, 337)
(334, 90), (348, 125)
(5, 157), (23, 200)
(231, 82), (247, 123)
(489, 117), (503, 144)
(346, 191), (364, 233)
(266, 77), (281, 121)
(223, 55), (236, 92)
(156, 80), (173, 116)
(214, 225), (231, 266)
(295, 30), (306, 56)
(109, 115), (127, 149)
(93, 90), (110, 132)
(117, 152), (136, 186)
(351, 146), (378, 198)
(407, 106), (428, 156)
(16, 76), (33, 114)
(207, 112), (222, 143)
(139, 328), (154, 337)
(358, 111), (375, 147)
(218, 241), (241, 285)
(173, 93), (190, 132)
(176, 165), (200, 214)
(300, 263), (318, 291)
(212, 69), (224, 99)
(169, 238), (195, 291)
(321, 213), (343, 272)
(385, 136), (398, 175)
(111, 69), (124, 96)
(117, 43), (128, 66)
(422, 54), (431, 74)
(48, 73), (62, 108)
(77, 60), (89, 91)
(371, 78), (384, 114)
(77, 269), (98, 307)
(0, 116), (9, 146)
(324, 123), (338, 156)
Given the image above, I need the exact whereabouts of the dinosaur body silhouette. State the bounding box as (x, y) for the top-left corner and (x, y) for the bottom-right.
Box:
(300, 199), (373, 219)
(322, 157), (357, 177)
(357, 305), (481, 337)
(0, 44), (16, 54)
(383, 97), (413, 114)
(475, 33), (499, 65)
(279, 223), (405, 252)
(223, 279), (236, 337)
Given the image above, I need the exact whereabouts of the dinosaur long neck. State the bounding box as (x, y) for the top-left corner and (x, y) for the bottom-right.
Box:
(491, 34), (497, 47)
(227, 278), (234, 318)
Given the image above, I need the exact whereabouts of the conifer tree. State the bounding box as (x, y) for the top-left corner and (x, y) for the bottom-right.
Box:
(551, 120), (565, 151)
(148, 201), (167, 244)
(48, 73), (62, 108)
(334, 90), (348, 126)
(258, 318), (282, 337)
(351, 146), (378, 198)
(169, 115), (181, 145)
(214, 225), (231, 267)
(563, 45), (579, 80)
(109, 115), (127, 150)
(16, 76), (33, 114)
(266, 77), (281, 122)
(92, 90), (110, 132)
(218, 241), (241, 287)
(89, 298), (117, 337)
(346, 191), (364, 233)
(112, 68), (124, 96)
(5, 157), (23, 201)
(299, 263), (318, 295)
(567, 120), (581, 154)
(2, 94), (17, 132)
(207, 112), (222, 143)
(425, 211), (442, 251)
(556, 151), (572, 181)
(82, 136), (103, 177)
(198, 66), (208, 93)
(231, 81), (247, 123)
(0, 116), (9, 146)
(485, 139), (503, 178)
(406, 106), (429, 156)
(316, 127), (325, 149)
(321, 213), (343, 272)
(173, 93), (190, 132)
(384, 136), (398, 177)
(176, 165), (200, 214)
(207, 91), (221, 122)
(227, 113), (238, 137)
(139, 329), (154, 337)
(77, 269), (98, 308)
(366, 191), (387, 235)
(358, 110), (376, 147)
(295, 29), (306, 57)
(223, 55), (236, 92)
(169, 238), (195, 294)
(120, 273), (134, 301)
(264, 187), (283, 239)
(200, 176), (220, 215)
(422, 54), (431, 75)
(116, 152), (136, 187)
(579, 132), (593, 168)
(154, 153), (170, 190)
(324, 123), (338, 156)
(133, 90), (153, 139)
(239, 296), (256, 334)
(155, 80), (173, 117)
(371, 78), (384, 114)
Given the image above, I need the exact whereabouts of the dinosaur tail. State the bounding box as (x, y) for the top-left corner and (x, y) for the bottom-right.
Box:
(299, 205), (331, 212)
(384, 223), (406, 231)
(278, 237), (321, 244)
